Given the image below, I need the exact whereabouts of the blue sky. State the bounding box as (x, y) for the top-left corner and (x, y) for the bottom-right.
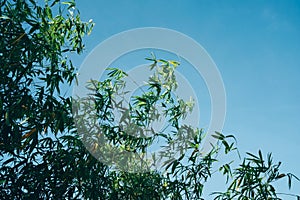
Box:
(74, 0), (300, 198)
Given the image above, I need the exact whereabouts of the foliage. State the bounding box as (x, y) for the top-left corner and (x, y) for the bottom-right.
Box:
(73, 56), (225, 199)
(214, 150), (300, 199)
(0, 0), (98, 198)
(0, 0), (299, 199)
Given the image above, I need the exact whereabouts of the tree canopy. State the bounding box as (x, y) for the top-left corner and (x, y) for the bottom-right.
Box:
(0, 0), (299, 199)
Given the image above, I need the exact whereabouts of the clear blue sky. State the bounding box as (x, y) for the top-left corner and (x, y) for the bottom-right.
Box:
(74, 0), (300, 198)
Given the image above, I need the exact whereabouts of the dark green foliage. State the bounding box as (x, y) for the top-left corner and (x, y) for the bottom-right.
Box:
(214, 150), (300, 199)
(0, 0), (98, 198)
(0, 0), (298, 199)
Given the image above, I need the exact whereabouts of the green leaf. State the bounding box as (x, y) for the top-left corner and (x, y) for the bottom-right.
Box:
(171, 160), (179, 174)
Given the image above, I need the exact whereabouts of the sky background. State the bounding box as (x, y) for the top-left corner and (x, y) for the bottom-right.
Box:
(74, 0), (300, 198)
